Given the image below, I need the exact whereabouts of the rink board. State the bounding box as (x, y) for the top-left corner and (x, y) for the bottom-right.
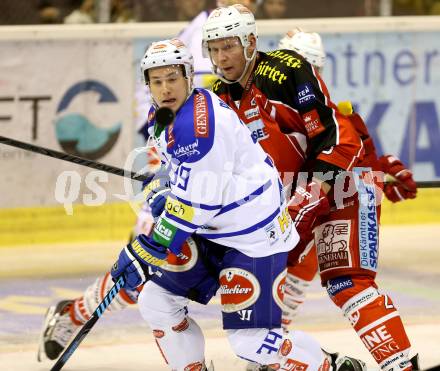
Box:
(0, 188), (439, 246)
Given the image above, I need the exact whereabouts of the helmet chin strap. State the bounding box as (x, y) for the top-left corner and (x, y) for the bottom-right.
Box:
(211, 45), (257, 85)
(187, 76), (194, 96)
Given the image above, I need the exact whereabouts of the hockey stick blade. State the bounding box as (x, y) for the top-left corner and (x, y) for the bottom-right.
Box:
(0, 135), (151, 182)
(49, 275), (125, 371)
(385, 174), (440, 189)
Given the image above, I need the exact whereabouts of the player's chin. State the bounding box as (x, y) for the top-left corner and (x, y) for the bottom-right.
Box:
(221, 68), (238, 81)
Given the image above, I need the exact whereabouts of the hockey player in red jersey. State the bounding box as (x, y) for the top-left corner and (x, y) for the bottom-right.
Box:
(278, 29), (418, 330)
(202, 5), (417, 371)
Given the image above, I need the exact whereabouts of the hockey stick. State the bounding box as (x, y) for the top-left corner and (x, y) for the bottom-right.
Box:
(49, 275), (125, 371)
(0, 135), (150, 182)
(384, 174), (440, 189)
(1, 133), (439, 189)
(0, 107), (176, 183)
(413, 180), (440, 188)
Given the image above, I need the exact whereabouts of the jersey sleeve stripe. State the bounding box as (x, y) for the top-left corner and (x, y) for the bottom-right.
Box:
(164, 212), (201, 230)
(285, 133), (306, 160)
(312, 66), (341, 146)
(216, 179), (272, 216)
(267, 99), (299, 114)
(347, 137), (365, 170)
(331, 109), (340, 146)
(198, 206), (281, 239)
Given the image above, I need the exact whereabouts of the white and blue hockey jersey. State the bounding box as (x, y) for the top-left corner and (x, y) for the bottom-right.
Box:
(148, 89), (299, 258)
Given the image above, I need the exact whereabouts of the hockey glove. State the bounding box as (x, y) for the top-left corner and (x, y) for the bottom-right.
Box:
(288, 180), (330, 242)
(111, 234), (168, 290)
(379, 155), (417, 203)
(143, 171), (171, 220)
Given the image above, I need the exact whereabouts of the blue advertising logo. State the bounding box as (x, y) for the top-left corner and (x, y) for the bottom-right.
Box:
(296, 82), (316, 107)
(55, 80), (122, 160)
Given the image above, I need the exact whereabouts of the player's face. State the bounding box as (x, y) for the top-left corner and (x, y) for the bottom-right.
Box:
(207, 37), (246, 81)
(148, 65), (189, 113)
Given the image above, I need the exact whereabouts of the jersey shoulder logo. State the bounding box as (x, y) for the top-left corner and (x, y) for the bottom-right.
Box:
(168, 90), (215, 163)
(193, 92), (209, 138)
(297, 82), (316, 107)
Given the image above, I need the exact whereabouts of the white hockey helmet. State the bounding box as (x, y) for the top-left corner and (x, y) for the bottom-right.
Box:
(203, 4), (256, 54)
(202, 4), (257, 82)
(278, 29), (326, 70)
(141, 38), (194, 86)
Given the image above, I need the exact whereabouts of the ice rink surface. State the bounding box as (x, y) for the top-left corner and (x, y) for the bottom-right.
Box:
(1, 225), (439, 371)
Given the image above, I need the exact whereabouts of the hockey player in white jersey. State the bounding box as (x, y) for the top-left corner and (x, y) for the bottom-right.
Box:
(109, 37), (324, 371)
(107, 38), (370, 371)
(36, 1), (262, 364)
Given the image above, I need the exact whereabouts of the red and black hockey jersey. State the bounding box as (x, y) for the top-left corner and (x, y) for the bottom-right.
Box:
(212, 49), (365, 182)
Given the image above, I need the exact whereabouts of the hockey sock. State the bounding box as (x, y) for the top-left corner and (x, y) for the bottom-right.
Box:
(328, 277), (412, 371)
(69, 272), (140, 325)
(138, 281), (206, 370)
